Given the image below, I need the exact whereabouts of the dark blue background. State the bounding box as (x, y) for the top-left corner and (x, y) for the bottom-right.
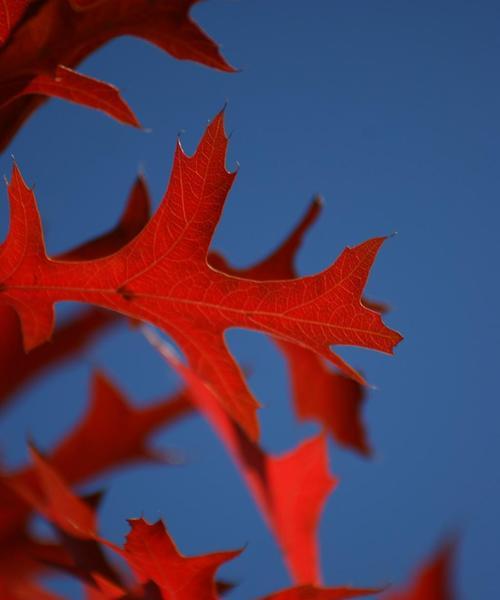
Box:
(1, 1), (499, 598)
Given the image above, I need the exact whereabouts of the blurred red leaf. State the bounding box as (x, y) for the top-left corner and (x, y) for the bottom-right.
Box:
(121, 518), (241, 600)
(0, 111), (402, 441)
(0, 0), (234, 149)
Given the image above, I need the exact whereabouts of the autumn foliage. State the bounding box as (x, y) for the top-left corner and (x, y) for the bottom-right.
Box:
(0, 1), (456, 599)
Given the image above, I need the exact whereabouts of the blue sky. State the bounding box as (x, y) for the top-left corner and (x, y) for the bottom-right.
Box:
(1, 1), (499, 598)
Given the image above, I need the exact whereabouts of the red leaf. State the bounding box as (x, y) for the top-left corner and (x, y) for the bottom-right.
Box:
(383, 543), (455, 600)
(122, 518), (241, 600)
(0, 175), (150, 409)
(0, 0), (234, 149)
(210, 197), (375, 455)
(146, 331), (335, 585)
(0, 111), (402, 441)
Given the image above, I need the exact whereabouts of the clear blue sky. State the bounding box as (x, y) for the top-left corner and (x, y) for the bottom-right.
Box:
(0, 1), (499, 598)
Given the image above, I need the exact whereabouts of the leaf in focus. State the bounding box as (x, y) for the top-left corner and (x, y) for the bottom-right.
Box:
(0, 111), (402, 441)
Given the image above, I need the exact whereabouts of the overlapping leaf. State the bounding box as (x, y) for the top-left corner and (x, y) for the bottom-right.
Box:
(0, 111), (402, 441)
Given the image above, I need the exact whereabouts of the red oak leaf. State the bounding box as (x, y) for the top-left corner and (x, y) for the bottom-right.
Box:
(146, 331), (335, 585)
(121, 518), (241, 600)
(383, 542), (455, 600)
(0, 111), (402, 441)
(210, 198), (376, 455)
(260, 585), (379, 600)
(0, 0), (234, 150)
(0, 175), (150, 409)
